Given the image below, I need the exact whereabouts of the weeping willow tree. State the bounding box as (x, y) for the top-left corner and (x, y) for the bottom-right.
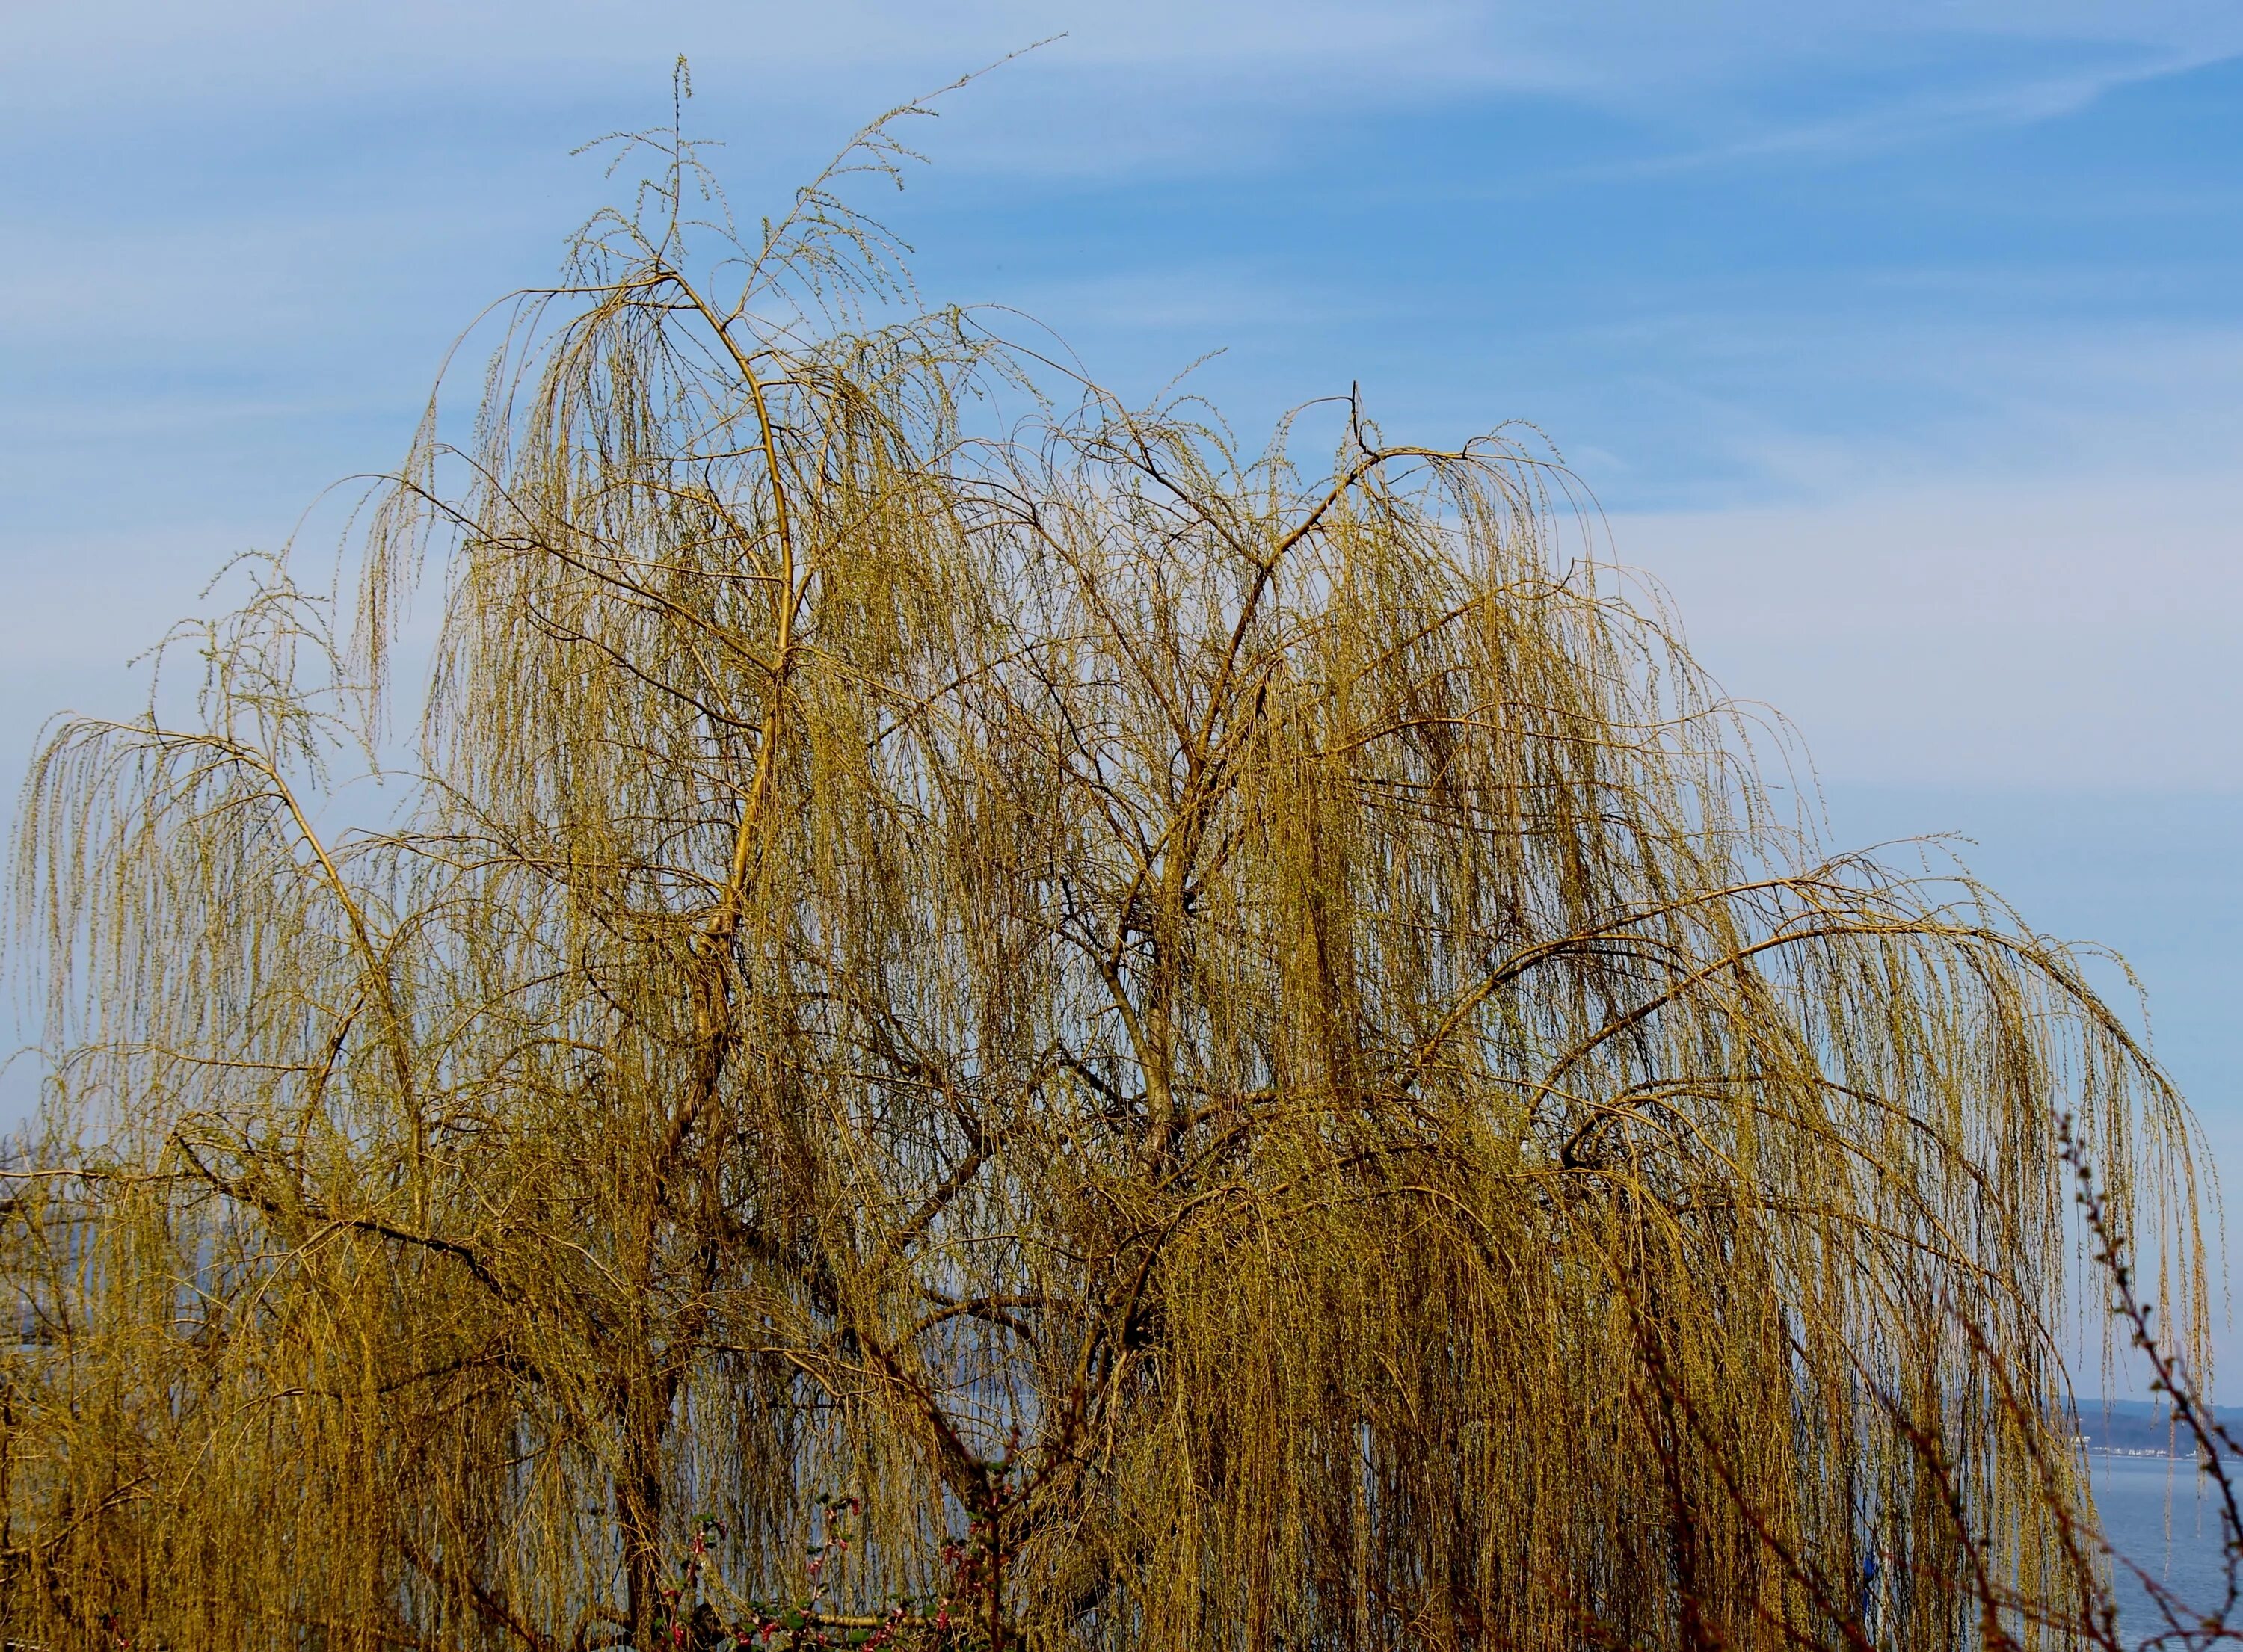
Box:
(0, 74), (2220, 1652)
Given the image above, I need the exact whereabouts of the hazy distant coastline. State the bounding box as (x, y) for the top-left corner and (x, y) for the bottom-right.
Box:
(2076, 1400), (2242, 1458)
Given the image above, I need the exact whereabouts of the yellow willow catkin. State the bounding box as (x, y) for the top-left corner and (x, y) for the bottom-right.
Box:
(0, 76), (2213, 1652)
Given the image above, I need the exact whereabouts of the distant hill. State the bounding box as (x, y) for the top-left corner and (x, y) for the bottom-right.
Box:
(2073, 1400), (2243, 1458)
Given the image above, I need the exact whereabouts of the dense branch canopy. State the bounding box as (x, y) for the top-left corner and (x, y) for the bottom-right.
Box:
(0, 79), (2213, 1652)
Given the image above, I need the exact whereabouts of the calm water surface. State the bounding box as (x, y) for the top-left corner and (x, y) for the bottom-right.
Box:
(2095, 1453), (2238, 1638)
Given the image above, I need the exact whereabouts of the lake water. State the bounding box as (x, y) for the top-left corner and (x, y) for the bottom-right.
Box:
(2093, 1452), (2239, 1637)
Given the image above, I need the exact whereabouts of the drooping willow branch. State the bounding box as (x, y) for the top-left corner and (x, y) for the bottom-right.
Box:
(0, 66), (2217, 1652)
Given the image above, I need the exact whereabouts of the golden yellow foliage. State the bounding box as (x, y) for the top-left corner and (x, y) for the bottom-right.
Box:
(0, 75), (2215, 1651)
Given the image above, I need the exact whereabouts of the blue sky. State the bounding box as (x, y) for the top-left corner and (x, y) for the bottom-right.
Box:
(2, 3), (2239, 1363)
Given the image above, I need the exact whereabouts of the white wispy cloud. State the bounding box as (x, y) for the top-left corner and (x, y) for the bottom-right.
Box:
(4, 1), (2238, 799)
(7, 1), (2241, 173)
(1610, 471), (2243, 788)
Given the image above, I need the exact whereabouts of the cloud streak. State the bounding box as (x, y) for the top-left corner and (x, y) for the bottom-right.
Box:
(1612, 472), (2243, 788)
(3, 1), (2238, 799)
(9, 2), (2242, 171)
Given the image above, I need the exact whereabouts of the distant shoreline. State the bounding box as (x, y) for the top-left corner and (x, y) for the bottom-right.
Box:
(2070, 1403), (2243, 1461)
